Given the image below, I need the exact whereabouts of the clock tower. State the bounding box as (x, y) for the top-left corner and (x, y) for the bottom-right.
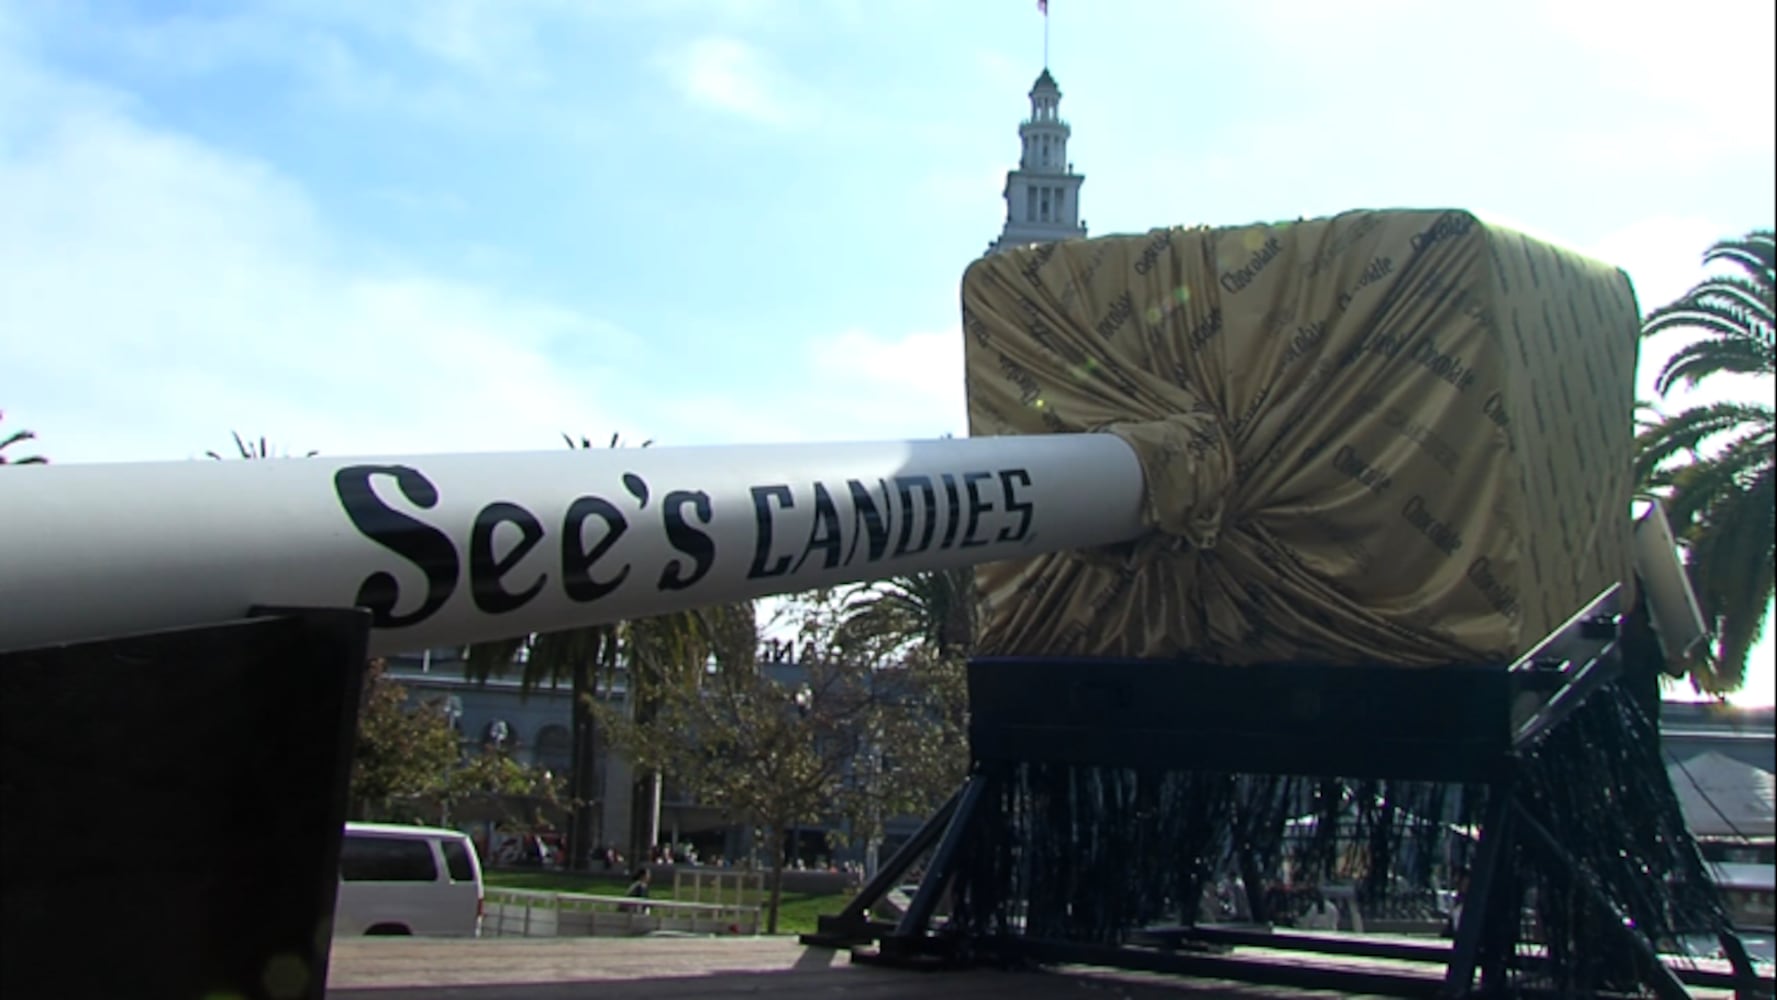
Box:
(986, 69), (1087, 256)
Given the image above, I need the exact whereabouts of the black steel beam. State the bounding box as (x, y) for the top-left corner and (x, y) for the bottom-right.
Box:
(1441, 782), (1515, 998)
(800, 784), (963, 947)
(1511, 802), (1693, 1000)
(892, 770), (992, 939)
(1712, 929), (1772, 998)
(1507, 587), (1623, 749)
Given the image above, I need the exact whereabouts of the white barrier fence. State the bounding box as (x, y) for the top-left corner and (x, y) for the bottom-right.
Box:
(482, 888), (762, 938)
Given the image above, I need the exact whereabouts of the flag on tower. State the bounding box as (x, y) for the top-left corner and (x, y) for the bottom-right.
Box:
(1037, 0), (1047, 13)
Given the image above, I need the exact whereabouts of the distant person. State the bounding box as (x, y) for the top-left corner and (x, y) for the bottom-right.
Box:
(620, 867), (652, 915)
(1300, 890), (1339, 931)
(1442, 866), (1471, 938)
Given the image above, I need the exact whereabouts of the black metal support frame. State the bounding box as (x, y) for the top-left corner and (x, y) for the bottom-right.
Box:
(0, 608), (371, 1000)
(811, 586), (1771, 999)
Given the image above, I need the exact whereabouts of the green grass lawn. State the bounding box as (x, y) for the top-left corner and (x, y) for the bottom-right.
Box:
(482, 869), (852, 936)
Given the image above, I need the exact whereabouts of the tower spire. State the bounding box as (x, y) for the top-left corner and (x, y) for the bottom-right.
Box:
(985, 61), (1087, 257)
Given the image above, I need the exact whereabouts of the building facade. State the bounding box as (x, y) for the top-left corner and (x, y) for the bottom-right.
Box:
(1659, 701), (1775, 774)
(382, 646), (918, 871)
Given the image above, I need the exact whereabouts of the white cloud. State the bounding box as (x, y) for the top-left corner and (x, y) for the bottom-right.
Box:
(806, 328), (969, 437)
(0, 39), (962, 465)
(1578, 216), (1777, 415)
(163, 0), (559, 84)
(1585, 216), (1731, 319)
(976, 50), (1032, 96)
(1536, 0), (1776, 148)
(0, 58), (637, 464)
(3, 3), (587, 135)
(918, 166), (1007, 210)
(658, 36), (808, 127)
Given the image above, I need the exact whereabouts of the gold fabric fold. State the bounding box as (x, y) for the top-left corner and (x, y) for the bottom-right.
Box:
(963, 209), (1640, 665)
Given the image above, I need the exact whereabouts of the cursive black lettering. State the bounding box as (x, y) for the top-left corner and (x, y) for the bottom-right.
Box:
(1409, 210), (1475, 254)
(1466, 556), (1522, 622)
(1332, 444), (1393, 496)
(469, 502), (546, 614)
(659, 489), (715, 591)
(1410, 338), (1479, 392)
(1401, 494), (1464, 556)
(334, 465), (459, 628)
(1132, 229), (1173, 275)
(1094, 289), (1136, 340)
(1218, 235), (1284, 293)
(561, 496), (629, 602)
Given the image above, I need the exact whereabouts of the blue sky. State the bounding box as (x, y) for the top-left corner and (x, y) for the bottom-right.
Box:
(2, 0), (1772, 701)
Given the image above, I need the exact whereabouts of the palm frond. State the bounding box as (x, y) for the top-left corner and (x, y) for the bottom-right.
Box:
(1687, 272), (1775, 308)
(565, 431), (655, 452)
(1701, 231), (1775, 287)
(1660, 428), (1776, 533)
(1643, 304), (1764, 346)
(1650, 273), (1776, 324)
(464, 635), (530, 685)
(1655, 334), (1777, 393)
(1633, 401), (1773, 484)
(1642, 230), (1777, 395)
(839, 567), (978, 658)
(205, 430), (317, 460)
(1634, 229), (1774, 697)
(0, 422), (48, 465)
(1681, 463), (1776, 692)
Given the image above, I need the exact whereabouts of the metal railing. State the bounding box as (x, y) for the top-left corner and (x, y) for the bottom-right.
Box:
(482, 887), (761, 938)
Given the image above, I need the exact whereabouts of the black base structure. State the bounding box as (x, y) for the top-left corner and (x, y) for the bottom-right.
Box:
(0, 609), (370, 1000)
(807, 587), (1772, 998)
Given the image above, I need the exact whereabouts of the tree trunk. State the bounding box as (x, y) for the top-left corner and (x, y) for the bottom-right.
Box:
(626, 771), (666, 866)
(648, 770), (664, 851)
(766, 819), (786, 934)
(626, 691), (659, 866)
(629, 778), (652, 865)
(568, 665), (598, 872)
(1237, 844), (1269, 924)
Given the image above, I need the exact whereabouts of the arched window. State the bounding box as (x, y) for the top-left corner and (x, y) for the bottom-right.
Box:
(535, 724), (571, 771)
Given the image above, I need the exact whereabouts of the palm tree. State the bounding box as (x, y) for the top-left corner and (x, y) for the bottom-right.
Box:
(1634, 230), (1774, 694)
(466, 610), (620, 871)
(621, 602), (756, 862)
(205, 431), (319, 460)
(0, 411), (47, 465)
(466, 433), (756, 868)
(841, 566), (979, 660)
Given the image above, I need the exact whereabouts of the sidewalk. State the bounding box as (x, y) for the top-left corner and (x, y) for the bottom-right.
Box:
(323, 936), (1366, 999)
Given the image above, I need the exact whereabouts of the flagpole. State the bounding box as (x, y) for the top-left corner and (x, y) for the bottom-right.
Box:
(1043, 1), (1050, 67)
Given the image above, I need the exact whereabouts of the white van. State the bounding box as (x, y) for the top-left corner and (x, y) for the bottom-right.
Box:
(334, 822), (483, 937)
